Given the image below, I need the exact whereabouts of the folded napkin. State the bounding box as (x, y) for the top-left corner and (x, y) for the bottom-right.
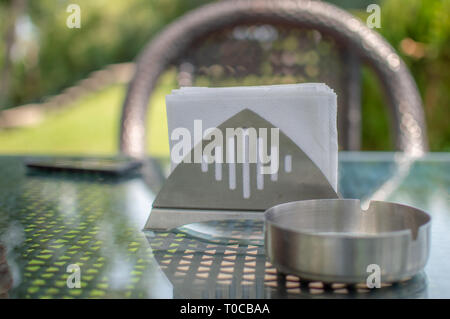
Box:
(165, 83), (338, 192)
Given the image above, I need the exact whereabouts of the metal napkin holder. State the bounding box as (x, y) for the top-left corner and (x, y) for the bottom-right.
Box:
(144, 109), (338, 230)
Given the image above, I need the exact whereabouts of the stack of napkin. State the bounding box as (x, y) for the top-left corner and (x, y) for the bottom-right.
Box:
(165, 83), (338, 192)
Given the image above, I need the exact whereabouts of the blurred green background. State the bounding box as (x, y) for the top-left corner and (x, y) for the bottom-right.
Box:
(0, 0), (448, 157)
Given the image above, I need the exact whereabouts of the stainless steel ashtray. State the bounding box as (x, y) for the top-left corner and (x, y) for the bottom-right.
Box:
(265, 199), (431, 284)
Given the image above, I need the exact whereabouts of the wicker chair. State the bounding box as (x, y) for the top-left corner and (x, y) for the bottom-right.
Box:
(119, 0), (428, 158)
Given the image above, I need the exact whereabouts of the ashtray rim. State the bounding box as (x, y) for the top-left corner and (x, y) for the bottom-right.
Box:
(264, 198), (431, 240)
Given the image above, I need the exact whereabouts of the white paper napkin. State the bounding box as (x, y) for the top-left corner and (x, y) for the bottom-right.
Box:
(165, 83), (338, 192)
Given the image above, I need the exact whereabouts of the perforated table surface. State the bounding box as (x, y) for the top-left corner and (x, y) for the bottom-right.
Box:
(0, 152), (449, 298)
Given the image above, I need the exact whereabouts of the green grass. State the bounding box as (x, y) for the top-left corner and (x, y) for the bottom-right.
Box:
(0, 75), (173, 157)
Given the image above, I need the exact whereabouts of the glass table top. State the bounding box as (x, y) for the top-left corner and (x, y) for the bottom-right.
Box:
(0, 152), (449, 298)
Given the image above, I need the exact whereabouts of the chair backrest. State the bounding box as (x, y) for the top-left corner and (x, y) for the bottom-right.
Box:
(119, 0), (428, 158)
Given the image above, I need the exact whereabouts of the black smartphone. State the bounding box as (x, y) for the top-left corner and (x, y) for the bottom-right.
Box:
(25, 157), (142, 176)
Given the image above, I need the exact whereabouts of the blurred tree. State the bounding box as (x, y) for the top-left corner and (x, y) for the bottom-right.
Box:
(0, 0), (26, 107)
(378, 0), (450, 151)
(352, 0), (449, 151)
(0, 0), (212, 108)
